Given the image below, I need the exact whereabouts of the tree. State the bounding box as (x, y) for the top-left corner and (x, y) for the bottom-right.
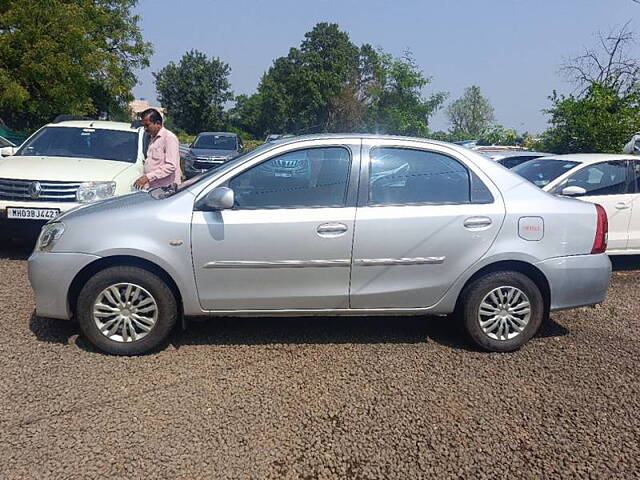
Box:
(560, 23), (640, 96)
(232, 24), (445, 137)
(364, 50), (447, 136)
(446, 85), (495, 137)
(539, 83), (640, 153)
(154, 50), (233, 135)
(0, 0), (152, 130)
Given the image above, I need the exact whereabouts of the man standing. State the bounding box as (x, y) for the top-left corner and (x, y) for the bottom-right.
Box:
(134, 108), (182, 190)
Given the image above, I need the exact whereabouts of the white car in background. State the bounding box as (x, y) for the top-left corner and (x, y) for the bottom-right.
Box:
(513, 154), (640, 255)
(0, 117), (146, 237)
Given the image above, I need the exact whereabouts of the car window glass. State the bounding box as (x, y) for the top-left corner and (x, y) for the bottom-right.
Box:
(633, 161), (640, 192)
(512, 159), (580, 187)
(193, 135), (237, 150)
(563, 161), (628, 196)
(229, 147), (351, 208)
(16, 127), (138, 163)
(368, 147), (471, 205)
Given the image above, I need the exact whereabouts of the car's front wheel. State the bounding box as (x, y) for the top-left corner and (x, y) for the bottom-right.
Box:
(459, 271), (545, 352)
(76, 266), (177, 355)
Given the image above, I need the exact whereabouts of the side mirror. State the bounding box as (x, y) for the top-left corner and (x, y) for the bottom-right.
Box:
(561, 186), (587, 197)
(201, 187), (234, 210)
(1, 146), (17, 157)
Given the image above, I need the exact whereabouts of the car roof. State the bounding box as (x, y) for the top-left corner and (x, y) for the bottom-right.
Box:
(484, 150), (550, 158)
(268, 133), (474, 148)
(197, 132), (238, 137)
(46, 120), (140, 132)
(532, 153), (638, 164)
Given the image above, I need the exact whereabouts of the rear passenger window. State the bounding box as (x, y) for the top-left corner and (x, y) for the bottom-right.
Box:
(368, 147), (491, 205)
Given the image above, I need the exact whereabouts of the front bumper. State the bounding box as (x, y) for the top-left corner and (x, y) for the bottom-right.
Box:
(28, 251), (101, 319)
(536, 253), (612, 311)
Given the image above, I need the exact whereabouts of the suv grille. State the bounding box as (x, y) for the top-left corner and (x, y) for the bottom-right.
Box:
(193, 158), (225, 170)
(0, 178), (82, 202)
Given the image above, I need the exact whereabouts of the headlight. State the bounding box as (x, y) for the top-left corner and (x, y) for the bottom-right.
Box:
(35, 222), (65, 252)
(76, 181), (116, 203)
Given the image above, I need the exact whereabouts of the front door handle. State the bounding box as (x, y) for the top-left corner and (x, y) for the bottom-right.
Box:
(616, 202), (630, 210)
(463, 216), (492, 229)
(317, 223), (348, 237)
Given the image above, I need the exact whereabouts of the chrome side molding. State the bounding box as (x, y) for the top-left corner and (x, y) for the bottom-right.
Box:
(204, 259), (351, 269)
(354, 257), (446, 266)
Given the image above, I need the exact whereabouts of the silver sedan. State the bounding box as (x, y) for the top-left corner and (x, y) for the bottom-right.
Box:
(28, 135), (611, 355)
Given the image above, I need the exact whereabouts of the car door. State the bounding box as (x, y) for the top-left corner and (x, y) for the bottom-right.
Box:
(624, 160), (640, 251)
(191, 141), (360, 310)
(551, 160), (632, 252)
(349, 140), (505, 309)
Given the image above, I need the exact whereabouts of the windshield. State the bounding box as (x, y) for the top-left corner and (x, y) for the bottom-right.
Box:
(0, 136), (13, 148)
(512, 159), (579, 188)
(16, 126), (138, 163)
(193, 134), (237, 150)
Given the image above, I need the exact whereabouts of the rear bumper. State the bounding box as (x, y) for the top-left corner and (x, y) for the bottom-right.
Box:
(536, 254), (611, 311)
(28, 251), (101, 319)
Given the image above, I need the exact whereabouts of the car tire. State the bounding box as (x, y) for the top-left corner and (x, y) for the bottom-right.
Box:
(76, 266), (178, 355)
(459, 271), (544, 352)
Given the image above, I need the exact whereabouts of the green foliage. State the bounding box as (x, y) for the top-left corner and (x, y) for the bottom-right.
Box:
(539, 83), (640, 153)
(364, 51), (447, 136)
(0, 0), (152, 130)
(479, 124), (519, 146)
(231, 23), (445, 138)
(154, 50), (234, 135)
(446, 85), (495, 137)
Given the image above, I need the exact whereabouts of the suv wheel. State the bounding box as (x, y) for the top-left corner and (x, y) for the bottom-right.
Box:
(459, 271), (544, 352)
(76, 266), (177, 355)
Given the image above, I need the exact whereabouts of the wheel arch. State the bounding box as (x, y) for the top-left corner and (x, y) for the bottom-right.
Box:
(454, 260), (551, 318)
(67, 255), (183, 321)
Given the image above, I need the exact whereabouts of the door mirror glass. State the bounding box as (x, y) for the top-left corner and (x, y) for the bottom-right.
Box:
(1, 146), (17, 157)
(561, 185), (587, 196)
(203, 187), (234, 210)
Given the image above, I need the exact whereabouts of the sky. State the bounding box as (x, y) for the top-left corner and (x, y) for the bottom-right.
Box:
(132, 0), (640, 134)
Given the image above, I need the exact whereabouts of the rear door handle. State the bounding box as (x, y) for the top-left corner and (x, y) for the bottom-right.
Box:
(463, 216), (492, 229)
(317, 223), (348, 237)
(615, 202), (630, 210)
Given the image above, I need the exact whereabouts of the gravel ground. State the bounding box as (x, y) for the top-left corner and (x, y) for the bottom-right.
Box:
(1, 245), (638, 479)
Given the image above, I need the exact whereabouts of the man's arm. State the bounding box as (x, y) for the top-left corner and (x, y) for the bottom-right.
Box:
(146, 135), (180, 182)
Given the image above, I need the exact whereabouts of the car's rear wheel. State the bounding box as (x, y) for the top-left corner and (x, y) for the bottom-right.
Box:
(459, 271), (544, 352)
(76, 266), (177, 355)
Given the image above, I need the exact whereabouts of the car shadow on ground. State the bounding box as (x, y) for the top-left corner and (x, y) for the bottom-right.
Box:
(29, 311), (570, 354)
(0, 242), (34, 261)
(610, 255), (640, 271)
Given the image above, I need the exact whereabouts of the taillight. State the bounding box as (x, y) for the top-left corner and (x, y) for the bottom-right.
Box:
(591, 204), (608, 254)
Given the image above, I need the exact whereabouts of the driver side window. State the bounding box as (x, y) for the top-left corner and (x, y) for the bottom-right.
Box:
(557, 161), (629, 196)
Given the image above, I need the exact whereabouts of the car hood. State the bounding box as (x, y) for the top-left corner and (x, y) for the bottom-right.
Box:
(189, 148), (236, 157)
(56, 191), (154, 222)
(0, 155), (133, 181)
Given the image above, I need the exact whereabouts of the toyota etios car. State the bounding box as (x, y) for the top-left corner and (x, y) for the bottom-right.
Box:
(28, 135), (612, 355)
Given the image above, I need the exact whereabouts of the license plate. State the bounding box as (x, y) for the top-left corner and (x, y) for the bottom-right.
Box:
(6, 207), (60, 220)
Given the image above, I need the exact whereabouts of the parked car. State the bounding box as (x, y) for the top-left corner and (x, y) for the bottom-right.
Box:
(0, 117), (145, 238)
(28, 135), (611, 355)
(512, 153), (640, 255)
(265, 133), (294, 142)
(0, 135), (16, 151)
(623, 132), (640, 154)
(479, 149), (552, 169)
(182, 132), (243, 178)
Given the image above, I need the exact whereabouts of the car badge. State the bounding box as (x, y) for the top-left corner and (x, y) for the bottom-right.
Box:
(28, 181), (42, 199)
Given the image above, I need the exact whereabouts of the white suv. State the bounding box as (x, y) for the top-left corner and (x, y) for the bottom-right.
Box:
(0, 118), (145, 236)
